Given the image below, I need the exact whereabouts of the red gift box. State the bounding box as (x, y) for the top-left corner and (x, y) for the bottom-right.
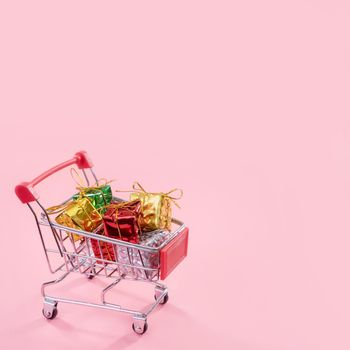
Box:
(91, 230), (116, 262)
(103, 200), (142, 244)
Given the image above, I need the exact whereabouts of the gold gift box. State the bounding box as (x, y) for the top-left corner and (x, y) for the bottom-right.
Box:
(130, 183), (182, 232)
(52, 197), (103, 241)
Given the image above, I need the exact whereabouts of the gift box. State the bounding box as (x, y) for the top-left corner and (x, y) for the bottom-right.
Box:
(103, 200), (142, 244)
(91, 230), (116, 263)
(47, 197), (103, 241)
(91, 225), (172, 280)
(130, 182), (182, 232)
(116, 230), (172, 280)
(72, 184), (112, 213)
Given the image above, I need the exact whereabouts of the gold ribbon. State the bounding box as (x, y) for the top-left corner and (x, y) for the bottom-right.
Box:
(70, 167), (113, 207)
(132, 182), (183, 208)
(116, 182), (183, 208)
(104, 200), (141, 239)
(70, 167), (88, 188)
(70, 167), (113, 190)
(46, 199), (98, 228)
(46, 201), (74, 215)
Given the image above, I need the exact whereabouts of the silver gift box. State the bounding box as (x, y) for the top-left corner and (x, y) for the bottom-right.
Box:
(104, 230), (171, 280)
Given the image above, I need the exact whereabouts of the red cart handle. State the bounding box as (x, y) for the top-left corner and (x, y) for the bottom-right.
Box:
(15, 151), (93, 203)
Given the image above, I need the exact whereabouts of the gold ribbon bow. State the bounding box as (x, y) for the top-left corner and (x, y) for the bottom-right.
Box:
(70, 168), (113, 207)
(104, 200), (141, 239)
(46, 199), (97, 225)
(131, 182), (183, 208)
(70, 168), (113, 191)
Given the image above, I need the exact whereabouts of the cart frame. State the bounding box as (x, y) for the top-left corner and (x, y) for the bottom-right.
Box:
(15, 151), (189, 334)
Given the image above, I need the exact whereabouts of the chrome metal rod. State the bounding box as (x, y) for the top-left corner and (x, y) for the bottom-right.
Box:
(41, 271), (71, 297)
(101, 277), (123, 304)
(145, 289), (168, 316)
(44, 296), (142, 316)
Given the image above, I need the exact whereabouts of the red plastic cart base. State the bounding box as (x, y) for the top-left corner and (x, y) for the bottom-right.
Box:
(160, 227), (189, 280)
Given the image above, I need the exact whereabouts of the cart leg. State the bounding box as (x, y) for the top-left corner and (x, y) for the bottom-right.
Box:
(42, 299), (58, 319)
(132, 314), (148, 335)
(41, 271), (70, 320)
(154, 285), (169, 305)
(101, 275), (124, 304)
(41, 271), (70, 298)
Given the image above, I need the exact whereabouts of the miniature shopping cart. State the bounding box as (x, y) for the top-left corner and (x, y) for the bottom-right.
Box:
(15, 151), (189, 334)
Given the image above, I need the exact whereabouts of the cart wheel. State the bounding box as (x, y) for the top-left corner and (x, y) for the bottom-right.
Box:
(87, 268), (96, 279)
(42, 307), (58, 320)
(132, 321), (148, 335)
(154, 293), (169, 305)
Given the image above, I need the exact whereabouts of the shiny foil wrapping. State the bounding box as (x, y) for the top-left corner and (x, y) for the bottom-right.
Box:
(92, 226), (171, 280)
(103, 200), (142, 244)
(117, 230), (172, 279)
(55, 198), (103, 241)
(91, 236), (116, 263)
(130, 192), (172, 232)
(72, 184), (112, 213)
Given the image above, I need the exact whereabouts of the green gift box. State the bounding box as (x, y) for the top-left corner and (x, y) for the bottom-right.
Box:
(73, 184), (112, 213)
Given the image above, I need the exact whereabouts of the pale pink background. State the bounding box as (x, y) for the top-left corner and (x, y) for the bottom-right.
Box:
(1, 1), (350, 349)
